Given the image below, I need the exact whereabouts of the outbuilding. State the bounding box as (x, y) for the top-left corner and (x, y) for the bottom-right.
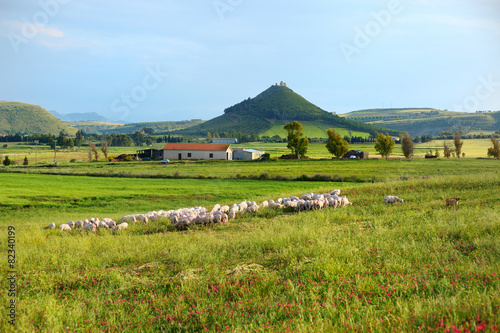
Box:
(163, 143), (233, 161)
(213, 138), (239, 144)
(343, 150), (369, 159)
(233, 148), (265, 160)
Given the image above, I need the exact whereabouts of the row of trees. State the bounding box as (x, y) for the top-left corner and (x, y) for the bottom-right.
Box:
(283, 121), (500, 160)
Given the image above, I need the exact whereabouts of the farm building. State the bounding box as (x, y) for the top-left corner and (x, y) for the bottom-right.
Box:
(163, 143), (233, 161)
(343, 150), (369, 159)
(213, 138), (239, 144)
(137, 149), (164, 160)
(233, 148), (265, 160)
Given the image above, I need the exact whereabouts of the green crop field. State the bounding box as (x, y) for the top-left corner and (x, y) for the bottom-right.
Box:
(260, 121), (357, 139)
(1, 143), (499, 332)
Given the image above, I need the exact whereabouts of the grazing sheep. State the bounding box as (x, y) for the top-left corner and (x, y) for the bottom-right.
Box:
(384, 196), (404, 205)
(245, 204), (259, 213)
(59, 224), (71, 232)
(67, 221), (75, 229)
(220, 205), (230, 213)
(113, 222), (128, 230)
(260, 200), (269, 208)
(82, 223), (96, 233)
(46, 222), (56, 230)
(331, 189), (341, 196)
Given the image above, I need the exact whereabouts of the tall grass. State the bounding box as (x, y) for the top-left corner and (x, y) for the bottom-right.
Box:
(1, 172), (499, 332)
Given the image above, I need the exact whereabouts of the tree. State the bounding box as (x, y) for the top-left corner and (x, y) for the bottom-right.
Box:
(369, 129), (379, 140)
(23, 156), (29, 166)
(284, 121), (309, 159)
(100, 140), (109, 160)
(75, 130), (84, 148)
(142, 127), (155, 135)
(443, 141), (452, 158)
(374, 133), (395, 159)
(326, 129), (349, 159)
(400, 131), (414, 159)
(146, 138), (153, 146)
(453, 132), (463, 158)
(487, 136), (500, 159)
(132, 131), (145, 146)
(3, 156), (11, 166)
(88, 141), (99, 161)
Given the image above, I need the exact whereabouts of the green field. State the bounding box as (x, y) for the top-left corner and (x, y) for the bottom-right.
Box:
(1, 160), (499, 332)
(260, 121), (362, 139)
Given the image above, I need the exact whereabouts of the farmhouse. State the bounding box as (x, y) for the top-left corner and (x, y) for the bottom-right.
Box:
(233, 148), (265, 160)
(163, 143), (233, 161)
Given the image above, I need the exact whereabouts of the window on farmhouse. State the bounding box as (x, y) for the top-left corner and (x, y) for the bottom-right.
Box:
(209, 153), (214, 158)
(188, 153), (192, 157)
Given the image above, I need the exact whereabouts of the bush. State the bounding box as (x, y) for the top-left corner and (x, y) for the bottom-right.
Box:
(123, 156), (134, 162)
(3, 156), (11, 166)
(260, 153), (271, 161)
(23, 156), (29, 166)
(70, 159), (77, 163)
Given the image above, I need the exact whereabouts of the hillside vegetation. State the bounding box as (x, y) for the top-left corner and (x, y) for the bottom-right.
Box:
(342, 108), (500, 136)
(0, 101), (77, 135)
(179, 85), (399, 137)
(70, 119), (205, 134)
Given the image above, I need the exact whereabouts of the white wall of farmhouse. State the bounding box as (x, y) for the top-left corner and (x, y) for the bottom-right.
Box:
(163, 149), (232, 161)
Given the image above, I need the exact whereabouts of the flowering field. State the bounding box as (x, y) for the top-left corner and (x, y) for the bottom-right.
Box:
(1, 166), (499, 332)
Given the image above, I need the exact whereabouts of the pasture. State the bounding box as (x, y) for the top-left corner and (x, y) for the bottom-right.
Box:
(0, 158), (499, 332)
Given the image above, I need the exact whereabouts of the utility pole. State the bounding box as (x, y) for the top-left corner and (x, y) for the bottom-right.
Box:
(54, 139), (57, 164)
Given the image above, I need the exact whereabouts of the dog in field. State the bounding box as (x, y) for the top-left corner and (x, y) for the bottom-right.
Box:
(444, 197), (460, 207)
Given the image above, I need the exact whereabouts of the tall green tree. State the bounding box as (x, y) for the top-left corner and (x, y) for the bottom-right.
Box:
(132, 131), (145, 146)
(326, 129), (349, 159)
(487, 136), (500, 159)
(454, 132), (463, 158)
(400, 131), (414, 159)
(374, 133), (395, 160)
(284, 121), (309, 159)
(75, 130), (84, 148)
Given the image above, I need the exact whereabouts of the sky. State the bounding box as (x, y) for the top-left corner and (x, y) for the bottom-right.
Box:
(1, 0), (499, 123)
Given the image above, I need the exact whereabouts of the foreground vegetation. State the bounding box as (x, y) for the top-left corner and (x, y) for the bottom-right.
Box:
(0, 158), (499, 332)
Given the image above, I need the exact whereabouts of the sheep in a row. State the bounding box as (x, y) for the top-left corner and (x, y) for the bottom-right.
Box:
(49, 217), (118, 232)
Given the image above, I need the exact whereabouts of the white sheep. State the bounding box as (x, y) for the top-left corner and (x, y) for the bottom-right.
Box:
(384, 195), (404, 205)
(113, 222), (128, 230)
(82, 223), (96, 232)
(59, 224), (71, 232)
(46, 222), (56, 230)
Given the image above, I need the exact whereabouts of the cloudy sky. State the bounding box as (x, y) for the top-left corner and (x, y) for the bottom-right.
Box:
(1, 0), (499, 123)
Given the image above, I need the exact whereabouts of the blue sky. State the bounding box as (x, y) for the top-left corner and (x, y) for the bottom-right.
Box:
(1, 0), (499, 123)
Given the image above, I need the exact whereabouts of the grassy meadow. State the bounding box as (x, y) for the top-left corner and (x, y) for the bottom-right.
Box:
(0, 145), (499, 332)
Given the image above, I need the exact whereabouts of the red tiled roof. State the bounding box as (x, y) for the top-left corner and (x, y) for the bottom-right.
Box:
(163, 143), (231, 151)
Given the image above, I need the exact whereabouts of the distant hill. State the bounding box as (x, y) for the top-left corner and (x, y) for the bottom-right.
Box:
(0, 101), (77, 135)
(71, 119), (205, 134)
(178, 84), (399, 137)
(342, 108), (500, 136)
(49, 110), (121, 123)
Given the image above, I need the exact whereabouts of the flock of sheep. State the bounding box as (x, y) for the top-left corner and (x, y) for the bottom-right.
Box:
(45, 189), (366, 232)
